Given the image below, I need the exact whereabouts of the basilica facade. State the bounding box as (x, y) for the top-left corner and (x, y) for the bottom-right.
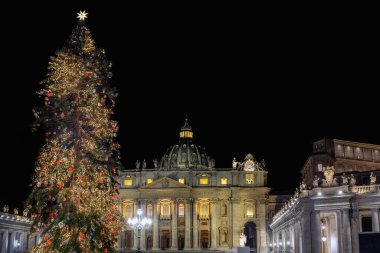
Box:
(118, 119), (270, 252)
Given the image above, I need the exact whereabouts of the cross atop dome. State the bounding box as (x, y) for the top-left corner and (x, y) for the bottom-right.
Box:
(180, 116), (193, 139)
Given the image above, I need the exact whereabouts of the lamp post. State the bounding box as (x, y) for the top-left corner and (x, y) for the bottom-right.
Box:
(127, 208), (152, 253)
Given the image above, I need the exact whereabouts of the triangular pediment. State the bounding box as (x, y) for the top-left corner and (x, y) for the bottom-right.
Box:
(140, 177), (191, 189)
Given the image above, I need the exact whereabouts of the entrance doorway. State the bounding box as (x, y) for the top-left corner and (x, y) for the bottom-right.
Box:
(161, 230), (170, 250)
(201, 230), (209, 250)
(244, 222), (257, 252)
(125, 230), (133, 250)
(146, 235), (152, 250)
(178, 236), (185, 250)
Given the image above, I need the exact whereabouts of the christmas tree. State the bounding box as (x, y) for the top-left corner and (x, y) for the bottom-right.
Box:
(26, 11), (122, 253)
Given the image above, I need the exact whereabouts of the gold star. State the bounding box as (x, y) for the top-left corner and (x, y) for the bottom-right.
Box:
(77, 10), (88, 21)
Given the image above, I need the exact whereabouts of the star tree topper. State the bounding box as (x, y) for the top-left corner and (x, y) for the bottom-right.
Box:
(77, 10), (88, 21)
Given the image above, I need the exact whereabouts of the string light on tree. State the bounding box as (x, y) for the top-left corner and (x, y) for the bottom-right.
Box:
(26, 11), (122, 253)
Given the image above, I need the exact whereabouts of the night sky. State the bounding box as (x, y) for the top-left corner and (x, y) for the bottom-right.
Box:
(1, 3), (378, 210)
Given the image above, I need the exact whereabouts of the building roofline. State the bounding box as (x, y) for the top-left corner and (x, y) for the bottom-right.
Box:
(332, 139), (380, 149)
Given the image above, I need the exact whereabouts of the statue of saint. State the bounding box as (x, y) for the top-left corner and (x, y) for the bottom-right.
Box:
(232, 158), (238, 169)
(14, 208), (18, 215)
(239, 232), (247, 247)
(313, 175), (319, 188)
(3, 205), (9, 213)
(135, 160), (140, 169)
(23, 208), (29, 217)
(370, 172), (377, 185)
(341, 173), (348, 185)
(350, 174), (356, 186)
(153, 159), (158, 168)
(142, 159), (147, 169)
(294, 188), (300, 199)
(300, 181), (306, 191)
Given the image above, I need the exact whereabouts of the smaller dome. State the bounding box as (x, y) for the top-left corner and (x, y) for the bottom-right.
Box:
(160, 118), (215, 170)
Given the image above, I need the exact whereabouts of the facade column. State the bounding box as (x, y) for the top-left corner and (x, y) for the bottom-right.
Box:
(259, 199), (268, 253)
(231, 197), (240, 248)
(193, 199), (199, 249)
(141, 200), (147, 250)
(210, 198), (218, 249)
(171, 199), (178, 249)
(371, 208), (379, 232)
(342, 209), (352, 253)
(1, 231), (8, 253)
(311, 210), (321, 253)
(184, 199), (191, 250)
(133, 202), (138, 250)
(152, 200), (160, 250)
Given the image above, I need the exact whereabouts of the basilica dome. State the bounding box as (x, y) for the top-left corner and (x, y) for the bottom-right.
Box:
(159, 119), (215, 170)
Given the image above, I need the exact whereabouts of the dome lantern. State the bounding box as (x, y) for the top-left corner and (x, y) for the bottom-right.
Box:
(179, 117), (193, 139)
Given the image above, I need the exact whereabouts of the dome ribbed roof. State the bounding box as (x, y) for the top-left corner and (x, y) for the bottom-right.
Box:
(159, 118), (215, 170)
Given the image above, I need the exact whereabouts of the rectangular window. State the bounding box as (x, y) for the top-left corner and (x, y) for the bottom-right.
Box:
(146, 178), (153, 184)
(147, 204), (153, 217)
(345, 146), (354, 158)
(221, 178), (228, 185)
(200, 178), (209, 185)
(317, 164), (323, 172)
(354, 147), (363, 160)
(124, 179), (133, 186)
(178, 203), (185, 217)
(125, 204), (133, 218)
(374, 150), (380, 162)
(363, 148), (373, 161)
(335, 144), (344, 157)
(178, 178), (185, 184)
(246, 205), (254, 217)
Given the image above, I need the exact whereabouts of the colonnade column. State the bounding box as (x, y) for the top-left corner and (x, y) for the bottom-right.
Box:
(1, 231), (8, 252)
(311, 210), (321, 253)
(9, 231), (15, 252)
(342, 209), (352, 253)
(372, 208), (379, 232)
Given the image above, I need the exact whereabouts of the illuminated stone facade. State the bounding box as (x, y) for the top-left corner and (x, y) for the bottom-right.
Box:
(0, 209), (39, 252)
(270, 139), (380, 253)
(118, 120), (270, 252)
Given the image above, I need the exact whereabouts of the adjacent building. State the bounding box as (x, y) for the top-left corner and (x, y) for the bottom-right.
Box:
(0, 208), (39, 252)
(270, 139), (380, 253)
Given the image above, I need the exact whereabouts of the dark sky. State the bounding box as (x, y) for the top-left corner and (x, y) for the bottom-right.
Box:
(1, 3), (379, 209)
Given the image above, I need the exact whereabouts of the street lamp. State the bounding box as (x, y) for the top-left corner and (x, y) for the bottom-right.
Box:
(127, 208), (152, 253)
